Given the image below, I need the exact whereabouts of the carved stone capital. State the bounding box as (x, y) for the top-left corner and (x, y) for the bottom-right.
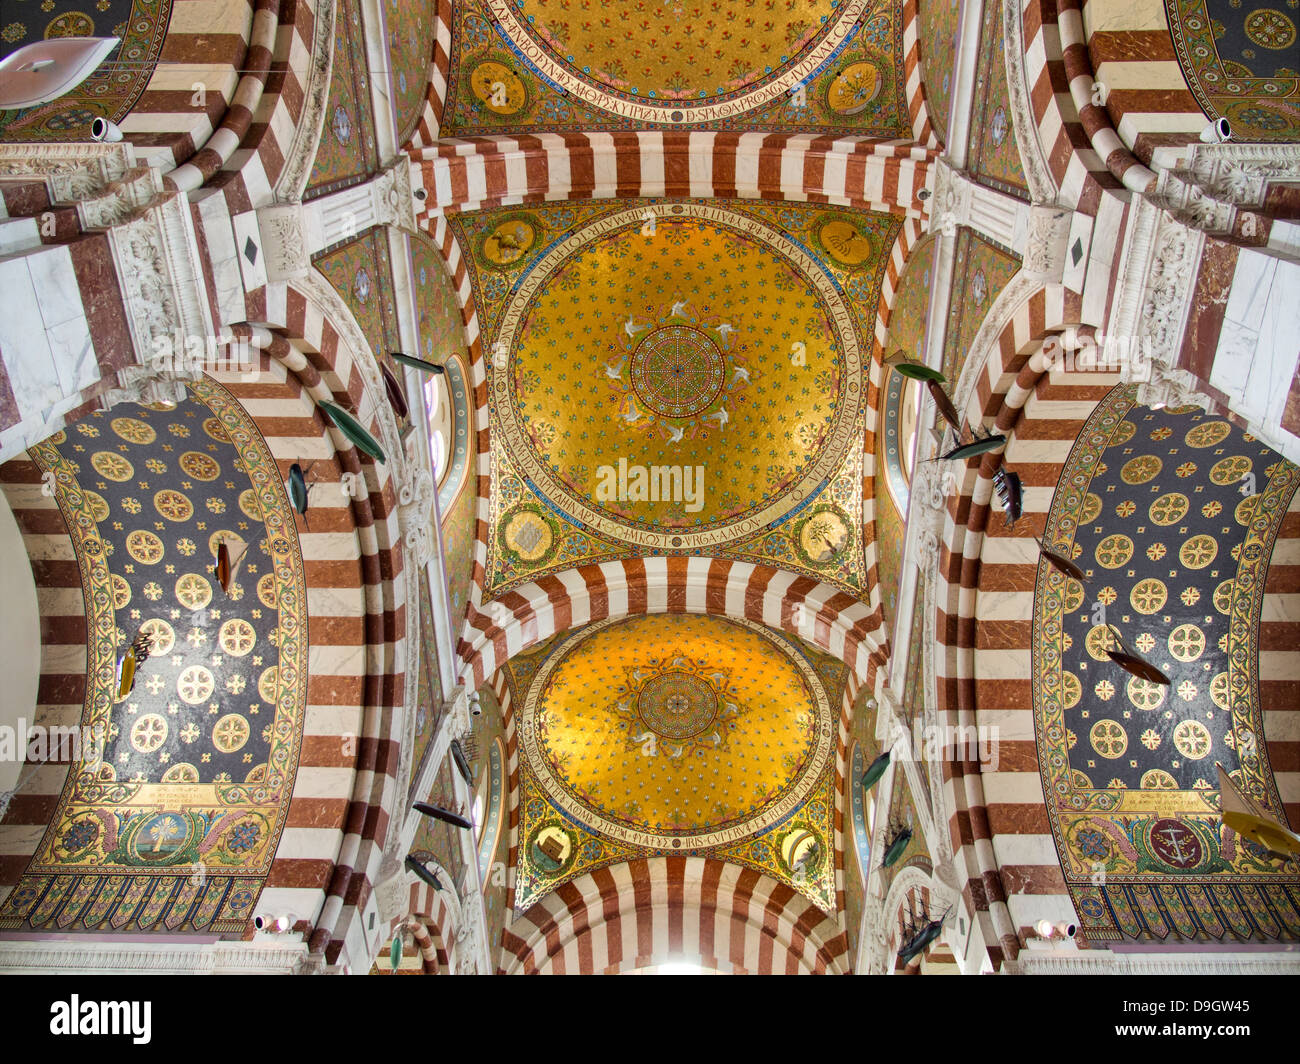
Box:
(373, 159), (418, 233)
(256, 203), (312, 282)
(1021, 206), (1072, 280)
(100, 191), (216, 408)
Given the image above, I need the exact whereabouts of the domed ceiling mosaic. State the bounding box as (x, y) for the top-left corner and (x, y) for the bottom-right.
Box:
(1033, 386), (1300, 944)
(508, 613), (847, 910)
(451, 197), (901, 597)
(442, 0), (914, 135)
(0, 380), (307, 935)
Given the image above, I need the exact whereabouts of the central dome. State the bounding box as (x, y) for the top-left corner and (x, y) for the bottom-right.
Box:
(492, 203), (864, 548)
(520, 614), (834, 847)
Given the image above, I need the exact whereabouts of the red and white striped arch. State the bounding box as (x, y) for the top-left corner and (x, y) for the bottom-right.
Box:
(409, 133), (936, 221)
(379, 875), (461, 974)
(500, 856), (849, 974)
(929, 282), (1127, 971)
(0, 304), (410, 971)
(100, 0), (326, 206)
(459, 558), (889, 691)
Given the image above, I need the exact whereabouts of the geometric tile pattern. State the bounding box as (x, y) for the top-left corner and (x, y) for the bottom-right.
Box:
(1035, 387), (1300, 943)
(0, 378), (307, 935)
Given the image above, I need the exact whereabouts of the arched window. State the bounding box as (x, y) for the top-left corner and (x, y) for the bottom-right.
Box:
(476, 737), (506, 880)
(849, 742), (872, 886)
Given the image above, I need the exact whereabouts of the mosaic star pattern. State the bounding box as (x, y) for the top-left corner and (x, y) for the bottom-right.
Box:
(510, 615), (845, 911)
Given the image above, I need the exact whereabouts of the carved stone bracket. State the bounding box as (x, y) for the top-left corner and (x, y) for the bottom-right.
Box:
(1021, 205), (1072, 281)
(397, 466), (436, 566)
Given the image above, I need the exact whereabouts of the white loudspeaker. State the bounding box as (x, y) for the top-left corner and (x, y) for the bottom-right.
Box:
(90, 116), (123, 143)
(1199, 117), (1231, 143)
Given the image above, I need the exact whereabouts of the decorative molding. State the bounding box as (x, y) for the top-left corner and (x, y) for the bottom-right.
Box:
(0, 142), (137, 202)
(1155, 143), (1300, 249)
(102, 191), (218, 408)
(1000, 0), (1058, 205)
(373, 159), (418, 234)
(1008, 950), (1300, 975)
(275, 0), (337, 202)
(397, 469), (437, 566)
(1021, 206), (1072, 280)
(0, 939), (318, 974)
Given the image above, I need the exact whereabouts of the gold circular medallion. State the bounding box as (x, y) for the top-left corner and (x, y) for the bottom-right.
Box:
(1085, 624), (1115, 661)
(218, 618), (257, 657)
(817, 219), (875, 266)
(1173, 719), (1212, 760)
(126, 530), (165, 565)
(91, 451), (134, 482)
(1168, 623), (1205, 662)
(1127, 675), (1167, 711)
(1148, 492), (1188, 525)
(825, 61), (881, 115)
(161, 763), (200, 784)
(139, 617), (175, 656)
(110, 417), (156, 445)
(470, 61), (527, 115)
(1095, 533), (1134, 568)
(1090, 719), (1128, 758)
(1234, 494), (1259, 526)
(482, 218), (536, 266)
(179, 451), (220, 481)
(1213, 579), (1234, 614)
(1210, 455), (1252, 485)
(1062, 671), (1082, 708)
(1179, 534), (1218, 569)
(503, 508), (554, 563)
(130, 713), (168, 752)
(1244, 8), (1296, 49)
(1210, 671), (1230, 710)
(1120, 455), (1161, 484)
(176, 665), (215, 705)
(257, 573), (278, 610)
(1141, 768), (1177, 789)
(1185, 420), (1231, 448)
(1108, 420), (1136, 447)
(175, 573), (213, 610)
(111, 574), (131, 609)
(239, 489), (263, 521)
(258, 666), (279, 704)
(202, 417), (229, 442)
(154, 489), (193, 522)
(212, 713), (250, 753)
(83, 490), (110, 522)
(798, 508), (851, 564)
(1129, 578), (1167, 614)
(1062, 577), (1085, 613)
